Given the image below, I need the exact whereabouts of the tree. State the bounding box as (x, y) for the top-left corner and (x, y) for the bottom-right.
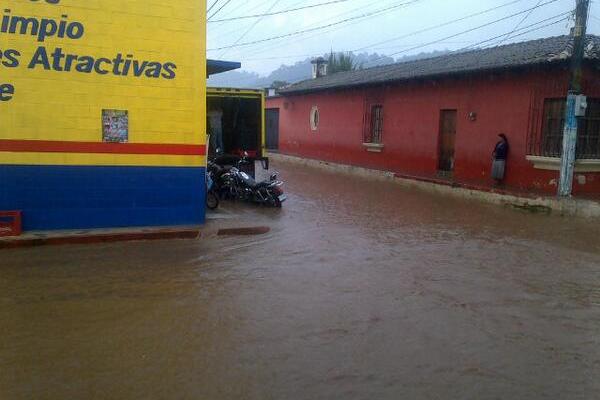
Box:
(327, 51), (362, 74)
(270, 80), (289, 89)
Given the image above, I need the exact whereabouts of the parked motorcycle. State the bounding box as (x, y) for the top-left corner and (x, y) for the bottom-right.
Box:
(206, 164), (219, 210)
(207, 160), (233, 200)
(213, 155), (286, 207)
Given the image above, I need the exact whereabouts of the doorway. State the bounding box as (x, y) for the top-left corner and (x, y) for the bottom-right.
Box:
(266, 108), (280, 151)
(438, 110), (457, 175)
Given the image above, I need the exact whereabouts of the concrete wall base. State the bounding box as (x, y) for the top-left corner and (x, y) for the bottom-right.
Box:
(269, 152), (600, 219)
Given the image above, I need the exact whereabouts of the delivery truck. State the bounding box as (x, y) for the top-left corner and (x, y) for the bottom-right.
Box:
(206, 87), (268, 177)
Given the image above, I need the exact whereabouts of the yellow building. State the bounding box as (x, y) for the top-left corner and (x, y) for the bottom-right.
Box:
(0, 0), (207, 230)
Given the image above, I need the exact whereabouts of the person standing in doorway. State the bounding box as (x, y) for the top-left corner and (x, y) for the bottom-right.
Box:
(491, 133), (509, 183)
(208, 108), (224, 154)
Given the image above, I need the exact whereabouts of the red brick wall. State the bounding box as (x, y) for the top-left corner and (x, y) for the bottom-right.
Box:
(266, 66), (600, 197)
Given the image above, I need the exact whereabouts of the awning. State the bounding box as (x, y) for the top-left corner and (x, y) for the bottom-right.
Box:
(207, 59), (241, 77)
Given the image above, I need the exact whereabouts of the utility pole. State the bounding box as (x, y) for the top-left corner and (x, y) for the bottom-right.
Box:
(558, 0), (590, 197)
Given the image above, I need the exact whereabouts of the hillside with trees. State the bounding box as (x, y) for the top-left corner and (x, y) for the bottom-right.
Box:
(207, 50), (451, 89)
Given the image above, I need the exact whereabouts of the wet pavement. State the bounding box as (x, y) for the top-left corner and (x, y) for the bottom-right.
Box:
(2, 160), (600, 400)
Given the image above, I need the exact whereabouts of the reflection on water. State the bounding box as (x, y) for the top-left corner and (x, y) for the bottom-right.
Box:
(2, 161), (600, 399)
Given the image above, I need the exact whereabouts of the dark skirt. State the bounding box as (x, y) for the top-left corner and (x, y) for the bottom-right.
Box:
(491, 159), (506, 180)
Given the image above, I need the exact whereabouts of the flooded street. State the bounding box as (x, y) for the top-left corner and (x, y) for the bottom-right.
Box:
(2, 160), (600, 400)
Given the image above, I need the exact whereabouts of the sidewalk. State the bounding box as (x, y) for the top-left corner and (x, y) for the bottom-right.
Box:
(268, 152), (600, 219)
(0, 205), (271, 249)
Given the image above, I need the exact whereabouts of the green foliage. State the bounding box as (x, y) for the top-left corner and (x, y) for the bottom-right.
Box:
(270, 80), (289, 89)
(327, 51), (362, 74)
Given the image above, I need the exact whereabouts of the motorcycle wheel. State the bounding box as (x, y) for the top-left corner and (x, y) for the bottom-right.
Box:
(206, 190), (219, 210)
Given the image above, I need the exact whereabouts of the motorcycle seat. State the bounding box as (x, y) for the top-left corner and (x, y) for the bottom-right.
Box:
(244, 179), (272, 189)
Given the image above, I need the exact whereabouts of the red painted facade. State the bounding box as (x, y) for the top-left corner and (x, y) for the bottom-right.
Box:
(267, 65), (600, 197)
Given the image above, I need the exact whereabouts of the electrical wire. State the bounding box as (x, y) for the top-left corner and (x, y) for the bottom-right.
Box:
(207, 0), (221, 15)
(382, 0), (563, 58)
(357, 14), (571, 69)
(228, 0), (563, 66)
(208, 0), (235, 20)
(209, 0), (347, 46)
(210, 0), (560, 61)
(209, 0), (357, 23)
(353, 0), (567, 67)
(212, 0), (278, 25)
(352, 0), (530, 53)
(208, 0), (290, 40)
(207, 0), (423, 51)
(219, 0), (284, 58)
(214, 0), (571, 86)
(228, 0), (408, 56)
(459, 11), (572, 51)
(210, 0), (402, 47)
(495, 0), (545, 46)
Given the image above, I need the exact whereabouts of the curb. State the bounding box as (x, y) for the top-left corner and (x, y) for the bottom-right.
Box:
(217, 226), (271, 236)
(0, 225), (272, 249)
(268, 152), (600, 219)
(0, 229), (202, 249)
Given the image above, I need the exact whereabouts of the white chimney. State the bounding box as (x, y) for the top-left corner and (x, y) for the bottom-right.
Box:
(311, 57), (328, 79)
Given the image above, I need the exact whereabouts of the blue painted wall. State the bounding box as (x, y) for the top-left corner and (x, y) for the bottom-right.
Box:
(0, 165), (206, 231)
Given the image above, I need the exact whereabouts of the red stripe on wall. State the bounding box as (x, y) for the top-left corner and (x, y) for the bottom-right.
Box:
(0, 140), (206, 156)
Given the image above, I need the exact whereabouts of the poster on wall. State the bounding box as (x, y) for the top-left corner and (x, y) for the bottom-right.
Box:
(102, 110), (129, 143)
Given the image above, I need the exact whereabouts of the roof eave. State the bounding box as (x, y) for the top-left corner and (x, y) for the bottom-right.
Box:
(279, 60), (574, 96)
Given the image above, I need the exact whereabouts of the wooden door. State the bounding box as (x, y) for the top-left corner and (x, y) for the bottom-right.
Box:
(438, 110), (457, 173)
(266, 108), (280, 150)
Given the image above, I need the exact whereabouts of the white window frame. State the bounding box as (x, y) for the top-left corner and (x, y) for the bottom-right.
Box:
(310, 106), (319, 131)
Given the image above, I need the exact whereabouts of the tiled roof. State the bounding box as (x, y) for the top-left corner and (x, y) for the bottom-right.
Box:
(280, 35), (600, 95)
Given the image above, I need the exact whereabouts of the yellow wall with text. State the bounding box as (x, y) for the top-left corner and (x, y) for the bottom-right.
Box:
(0, 0), (206, 166)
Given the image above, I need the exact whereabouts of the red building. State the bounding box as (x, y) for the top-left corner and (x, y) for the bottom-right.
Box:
(266, 35), (600, 198)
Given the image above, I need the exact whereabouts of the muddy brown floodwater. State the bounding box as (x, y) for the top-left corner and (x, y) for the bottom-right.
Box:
(2, 160), (600, 400)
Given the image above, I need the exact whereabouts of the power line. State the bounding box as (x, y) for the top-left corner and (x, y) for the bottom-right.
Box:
(357, 0), (568, 67)
(210, 0), (415, 49)
(208, 0), (290, 41)
(207, 0), (221, 15)
(208, 0), (348, 46)
(212, 0), (279, 25)
(384, 0), (563, 58)
(209, 0), (356, 23)
(227, 0), (409, 57)
(353, 0), (531, 52)
(495, 0), (545, 46)
(219, 0), (284, 58)
(208, 0), (234, 21)
(382, 15), (571, 67)
(207, 0), (423, 51)
(210, 0), (541, 60)
(232, 0), (562, 66)
(214, 0), (571, 80)
(458, 11), (572, 51)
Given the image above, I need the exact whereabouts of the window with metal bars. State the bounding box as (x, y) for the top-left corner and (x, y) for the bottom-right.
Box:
(366, 105), (383, 144)
(535, 98), (600, 159)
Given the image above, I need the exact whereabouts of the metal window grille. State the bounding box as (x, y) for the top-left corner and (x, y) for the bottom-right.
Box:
(540, 98), (565, 158)
(531, 98), (600, 159)
(369, 105), (383, 144)
(577, 99), (600, 159)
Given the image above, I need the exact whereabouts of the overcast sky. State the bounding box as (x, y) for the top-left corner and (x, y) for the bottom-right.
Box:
(206, 0), (600, 75)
